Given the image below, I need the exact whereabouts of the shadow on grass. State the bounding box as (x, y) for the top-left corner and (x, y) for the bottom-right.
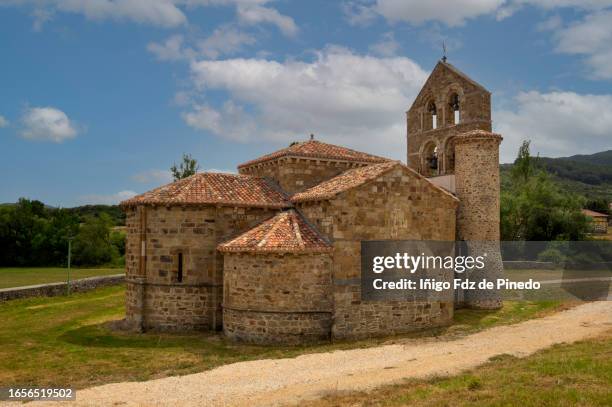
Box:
(59, 321), (229, 350)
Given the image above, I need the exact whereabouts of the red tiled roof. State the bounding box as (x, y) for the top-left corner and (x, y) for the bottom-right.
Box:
(582, 209), (608, 218)
(238, 139), (390, 168)
(218, 210), (332, 253)
(291, 160), (459, 203)
(120, 172), (291, 208)
(291, 161), (401, 202)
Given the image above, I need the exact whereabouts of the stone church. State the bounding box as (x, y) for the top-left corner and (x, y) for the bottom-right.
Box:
(120, 61), (503, 344)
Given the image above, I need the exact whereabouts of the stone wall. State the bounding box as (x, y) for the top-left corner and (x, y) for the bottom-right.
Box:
(454, 133), (502, 242)
(296, 166), (457, 340)
(454, 132), (504, 309)
(124, 205), (278, 331)
(223, 252), (332, 344)
(0, 274), (124, 302)
(239, 157), (370, 195)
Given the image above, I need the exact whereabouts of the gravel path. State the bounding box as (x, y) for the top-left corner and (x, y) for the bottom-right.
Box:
(27, 301), (612, 407)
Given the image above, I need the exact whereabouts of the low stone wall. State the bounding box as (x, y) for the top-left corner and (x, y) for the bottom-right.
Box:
(0, 274), (125, 302)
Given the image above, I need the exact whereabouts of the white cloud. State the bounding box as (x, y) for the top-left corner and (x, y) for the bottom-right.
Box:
(374, 0), (505, 26)
(498, 0), (612, 19)
(20, 107), (79, 142)
(552, 10), (612, 79)
(182, 101), (257, 142)
(535, 14), (562, 31)
(348, 0), (612, 26)
(39, 0), (186, 27)
(0, 115), (8, 128)
(31, 7), (54, 31)
(183, 47), (428, 159)
(342, 1), (378, 26)
(236, 3), (297, 36)
(131, 169), (173, 183)
(148, 26), (256, 61)
(495, 90), (612, 162)
(198, 25), (256, 58)
(79, 190), (137, 205)
(369, 32), (400, 57)
(5, 0), (297, 33)
(147, 34), (193, 61)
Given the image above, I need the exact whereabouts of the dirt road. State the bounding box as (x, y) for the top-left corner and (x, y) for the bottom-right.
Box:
(27, 301), (612, 407)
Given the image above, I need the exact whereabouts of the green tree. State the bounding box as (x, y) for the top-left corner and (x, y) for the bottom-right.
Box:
(585, 198), (610, 216)
(501, 141), (590, 241)
(72, 214), (118, 266)
(170, 153), (199, 181)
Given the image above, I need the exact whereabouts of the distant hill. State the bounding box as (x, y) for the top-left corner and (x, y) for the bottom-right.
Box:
(562, 150), (612, 166)
(501, 150), (612, 201)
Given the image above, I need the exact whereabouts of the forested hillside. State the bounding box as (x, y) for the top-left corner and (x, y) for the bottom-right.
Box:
(502, 150), (612, 202)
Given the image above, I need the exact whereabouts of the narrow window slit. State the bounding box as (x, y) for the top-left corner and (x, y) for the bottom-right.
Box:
(177, 252), (183, 282)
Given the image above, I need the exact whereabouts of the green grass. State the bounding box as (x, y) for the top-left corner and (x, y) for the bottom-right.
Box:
(308, 333), (612, 407)
(0, 286), (564, 390)
(0, 267), (123, 289)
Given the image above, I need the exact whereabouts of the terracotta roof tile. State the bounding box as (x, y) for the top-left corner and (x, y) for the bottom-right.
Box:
(218, 210), (332, 253)
(291, 161), (460, 203)
(582, 209), (608, 218)
(120, 172), (291, 208)
(291, 161), (400, 202)
(238, 139), (390, 168)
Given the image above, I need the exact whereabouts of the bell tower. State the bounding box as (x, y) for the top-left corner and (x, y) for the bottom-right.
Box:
(406, 60), (491, 177)
(407, 60), (503, 309)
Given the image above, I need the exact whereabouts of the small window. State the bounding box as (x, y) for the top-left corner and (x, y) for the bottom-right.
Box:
(177, 252), (183, 282)
(450, 93), (460, 125)
(428, 101), (437, 130)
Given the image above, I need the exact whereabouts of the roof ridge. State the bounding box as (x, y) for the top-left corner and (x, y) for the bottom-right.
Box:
(291, 160), (401, 202)
(237, 139), (390, 169)
(120, 171), (291, 208)
(217, 209), (332, 253)
(290, 211), (305, 249)
(257, 211), (288, 248)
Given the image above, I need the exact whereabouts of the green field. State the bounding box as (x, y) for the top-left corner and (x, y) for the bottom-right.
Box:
(0, 285), (563, 390)
(0, 267), (124, 289)
(309, 333), (612, 407)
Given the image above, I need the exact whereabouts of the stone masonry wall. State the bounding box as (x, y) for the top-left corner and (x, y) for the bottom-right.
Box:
(124, 205), (277, 331)
(454, 134), (501, 242)
(239, 157), (371, 195)
(296, 166), (457, 340)
(454, 132), (503, 309)
(223, 252), (332, 344)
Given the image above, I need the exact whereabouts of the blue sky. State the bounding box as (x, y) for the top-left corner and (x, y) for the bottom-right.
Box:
(1, 0), (611, 207)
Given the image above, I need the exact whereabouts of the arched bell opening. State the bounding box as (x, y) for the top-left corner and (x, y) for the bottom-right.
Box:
(443, 136), (456, 175)
(447, 92), (461, 126)
(421, 141), (439, 177)
(422, 100), (438, 131)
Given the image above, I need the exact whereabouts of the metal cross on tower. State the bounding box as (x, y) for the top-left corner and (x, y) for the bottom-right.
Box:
(442, 41), (447, 62)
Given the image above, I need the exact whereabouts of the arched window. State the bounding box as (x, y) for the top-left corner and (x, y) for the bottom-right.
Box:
(428, 101), (438, 130)
(449, 93), (460, 125)
(443, 137), (456, 175)
(421, 142), (438, 177)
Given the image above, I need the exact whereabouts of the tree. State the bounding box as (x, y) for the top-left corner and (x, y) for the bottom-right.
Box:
(501, 141), (590, 241)
(171, 153), (199, 181)
(72, 214), (118, 266)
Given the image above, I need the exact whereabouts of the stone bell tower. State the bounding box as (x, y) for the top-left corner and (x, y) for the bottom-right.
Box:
(407, 60), (503, 309)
